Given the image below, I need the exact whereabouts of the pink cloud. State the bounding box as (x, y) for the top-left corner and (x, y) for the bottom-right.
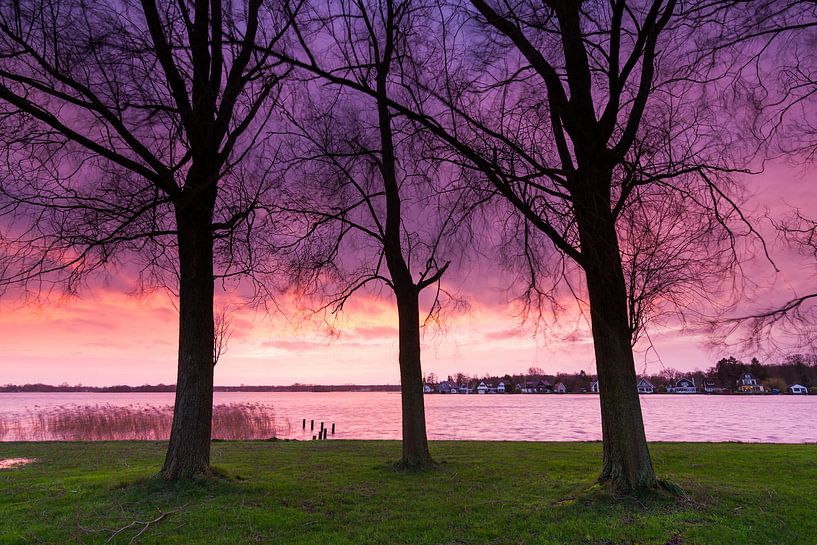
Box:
(2, 161), (817, 385)
(351, 325), (399, 339)
(483, 327), (528, 341)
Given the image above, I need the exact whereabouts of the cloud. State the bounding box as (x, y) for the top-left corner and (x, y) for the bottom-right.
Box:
(351, 325), (399, 339)
(259, 339), (327, 352)
(6, 160), (817, 386)
(483, 327), (529, 341)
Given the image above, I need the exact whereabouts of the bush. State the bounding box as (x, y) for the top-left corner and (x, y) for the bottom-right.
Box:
(762, 377), (787, 392)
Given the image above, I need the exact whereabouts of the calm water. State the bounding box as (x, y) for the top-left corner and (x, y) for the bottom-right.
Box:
(0, 392), (815, 443)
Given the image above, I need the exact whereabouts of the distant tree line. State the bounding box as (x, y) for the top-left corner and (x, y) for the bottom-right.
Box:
(0, 383), (401, 393)
(429, 355), (817, 393)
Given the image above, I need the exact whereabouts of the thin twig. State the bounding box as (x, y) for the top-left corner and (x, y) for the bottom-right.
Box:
(103, 505), (184, 544)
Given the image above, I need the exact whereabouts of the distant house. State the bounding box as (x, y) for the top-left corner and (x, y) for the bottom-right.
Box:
(423, 384), (433, 393)
(554, 382), (567, 394)
(535, 380), (552, 393)
(477, 381), (497, 394)
(636, 378), (655, 394)
(788, 383), (808, 395)
(668, 377), (696, 394)
(438, 380), (458, 394)
(591, 380), (600, 393)
(702, 379), (717, 393)
(737, 373), (765, 394)
(497, 381), (507, 393)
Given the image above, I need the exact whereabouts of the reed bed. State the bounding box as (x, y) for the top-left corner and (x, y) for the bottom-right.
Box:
(0, 403), (290, 441)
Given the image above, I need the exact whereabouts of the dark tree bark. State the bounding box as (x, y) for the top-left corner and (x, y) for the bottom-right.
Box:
(574, 180), (656, 491)
(162, 182), (217, 479)
(394, 285), (432, 466)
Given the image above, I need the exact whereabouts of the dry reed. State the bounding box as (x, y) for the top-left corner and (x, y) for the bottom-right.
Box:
(0, 403), (290, 441)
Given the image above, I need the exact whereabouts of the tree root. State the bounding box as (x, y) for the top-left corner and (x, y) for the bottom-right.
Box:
(392, 457), (437, 472)
(656, 479), (687, 497)
(591, 477), (687, 503)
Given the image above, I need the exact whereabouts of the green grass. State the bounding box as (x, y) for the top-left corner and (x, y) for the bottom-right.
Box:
(0, 441), (815, 544)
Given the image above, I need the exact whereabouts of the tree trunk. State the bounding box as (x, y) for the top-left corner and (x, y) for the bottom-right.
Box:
(395, 285), (433, 467)
(374, 50), (432, 468)
(574, 185), (657, 493)
(161, 190), (216, 480)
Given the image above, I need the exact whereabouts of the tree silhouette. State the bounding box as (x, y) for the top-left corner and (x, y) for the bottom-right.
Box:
(0, 0), (291, 479)
(278, 0), (471, 466)
(276, 0), (759, 492)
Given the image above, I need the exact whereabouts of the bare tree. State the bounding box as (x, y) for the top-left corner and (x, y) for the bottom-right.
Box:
(703, 2), (817, 353)
(278, 0), (471, 467)
(214, 307), (234, 366)
(274, 0), (763, 492)
(619, 183), (742, 346)
(0, 0), (290, 479)
(718, 210), (817, 352)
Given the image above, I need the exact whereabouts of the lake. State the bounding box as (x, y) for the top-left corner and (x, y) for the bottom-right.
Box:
(0, 392), (814, 443)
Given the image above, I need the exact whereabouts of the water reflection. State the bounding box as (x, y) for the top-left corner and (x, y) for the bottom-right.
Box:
(0, 392), (814, 443)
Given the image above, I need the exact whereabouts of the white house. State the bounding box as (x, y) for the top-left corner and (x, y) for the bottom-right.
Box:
(497, 381), (506, 393)
(668, 377), (696, 394)
(590, 380), (600, 393)
(554, 382), (567, 393)
(477, 381), (489, 394)
(737, 373), (765, 393)
(636, 378), (655, 394)
(788, 383), (808, 395)
(702, 379), (718, 393)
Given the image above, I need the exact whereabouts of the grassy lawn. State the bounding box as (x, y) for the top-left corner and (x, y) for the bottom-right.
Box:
(0, 441), (815, 544)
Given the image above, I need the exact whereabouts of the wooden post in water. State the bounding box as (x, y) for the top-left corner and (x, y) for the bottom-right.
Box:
(310, 419), (314, 431)
(302, 418), (306, 430)
(320, 421), (324, 437)
(323, 428), (328, 440)
(331, 423), (335, 435)
(312, 435), (316, 440)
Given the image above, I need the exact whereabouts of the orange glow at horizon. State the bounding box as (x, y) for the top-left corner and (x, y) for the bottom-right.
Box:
(2, 163), (816, 386)
(0, 281), (717, 387)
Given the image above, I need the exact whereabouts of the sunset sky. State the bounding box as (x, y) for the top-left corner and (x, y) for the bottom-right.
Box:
(2, 160), (816, 386)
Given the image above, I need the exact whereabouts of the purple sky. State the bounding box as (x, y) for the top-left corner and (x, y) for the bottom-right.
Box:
(1, 159), (815, 386)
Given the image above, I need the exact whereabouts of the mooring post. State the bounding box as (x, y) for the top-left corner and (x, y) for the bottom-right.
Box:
(323, 428), (328, 440)
(302, 418), (306, 429)
(310, 419), (314, 431)
(320, 421), (324, 436)
(312, 435), (316, 441)
(331, 423), (335, 435)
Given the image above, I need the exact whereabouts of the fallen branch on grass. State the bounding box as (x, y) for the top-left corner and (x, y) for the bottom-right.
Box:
(104, 505), (185, 544)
